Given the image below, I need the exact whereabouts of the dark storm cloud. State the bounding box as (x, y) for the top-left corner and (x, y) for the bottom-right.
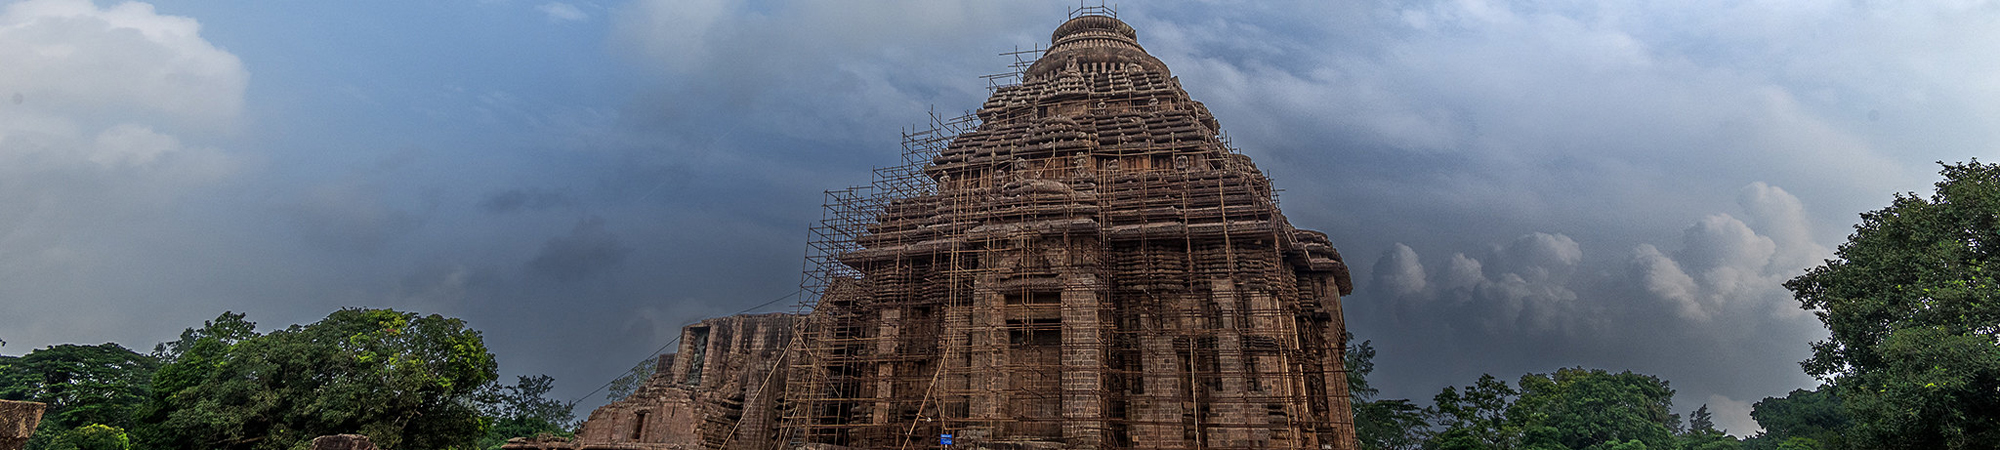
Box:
(285, 181), (431, 253)
(527, 217), (632, 282)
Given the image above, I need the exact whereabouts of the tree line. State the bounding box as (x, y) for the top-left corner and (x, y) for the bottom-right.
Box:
(1, 309), (573, 450)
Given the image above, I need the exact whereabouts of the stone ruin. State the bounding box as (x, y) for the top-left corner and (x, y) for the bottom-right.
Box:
(509, 313), (798, 450)
(0, 400), (44, 450)
(309, 434), (382, 450)
(532, 9), (1358, 450)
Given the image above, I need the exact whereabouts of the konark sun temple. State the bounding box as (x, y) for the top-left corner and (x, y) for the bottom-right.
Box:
(509, 8), (1358, 450)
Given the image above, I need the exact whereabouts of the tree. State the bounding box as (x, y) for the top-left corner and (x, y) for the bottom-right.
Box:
(604, 357), (657, 402)
(1508, 368), (1679, 450)
(49, 424), (130, 450)
(132, 309), (500, 450)
(476, 375), (576, 450)
(1786, 160), (2000, 449)
(1742, 388), (1846, 450)
(1677, 405), (1742, 450)
(1428, 374), (1519, 450)
(1344, 338), (1430, 450)
(0, 343), (158, 431)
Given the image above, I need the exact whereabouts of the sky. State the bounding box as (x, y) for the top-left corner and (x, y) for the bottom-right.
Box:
(3, 0), (1997, 436)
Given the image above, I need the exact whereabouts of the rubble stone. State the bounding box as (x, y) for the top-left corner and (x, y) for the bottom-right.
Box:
(308, 434), (381, 450)
(0, 400), (44, 450)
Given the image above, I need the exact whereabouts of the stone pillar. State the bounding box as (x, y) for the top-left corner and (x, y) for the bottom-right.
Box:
(872, 309), (903, 425)
(968, 273), (1006, 434)
(1209, 278), (1251, 448)
(1061, 272), (1107, 448)
(943, 296), (978, 440)
(1136, 331), (1187, 449)
(1316, 275), (1358, 450)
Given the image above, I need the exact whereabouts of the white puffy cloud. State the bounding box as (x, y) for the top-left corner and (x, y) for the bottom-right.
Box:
(1372, 243), (1426, 297)
(0, 0), (245, 130)
(1625, 184), (1830, 322)
(1375, 232), (1593, 335)
(0, 0), (244, 349)
(1364, 183), (1827, 436)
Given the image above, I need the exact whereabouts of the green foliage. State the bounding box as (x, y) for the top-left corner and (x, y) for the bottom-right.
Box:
(1742, 388), (1846, 450)
(1346, 338), (1430, 450)
(0, 343), (158, 431)
(50, 424), (131, 450)
(1510, 368), (1679, 450)
(149, 311), (257, 361)
(1428, 374), (1519, 450)
(475, 375), (576, 450)
(1348, 335), (1380, 401)
(1417, 368), (1708, 450)
(1786, 160), (2000, 449)
(1677, 405), (1741, 450)
(1773, 437), (1819, 450)
(132, 309), (500, 450)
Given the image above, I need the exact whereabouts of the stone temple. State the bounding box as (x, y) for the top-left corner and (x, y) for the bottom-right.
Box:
(511, 9), (1357, 450)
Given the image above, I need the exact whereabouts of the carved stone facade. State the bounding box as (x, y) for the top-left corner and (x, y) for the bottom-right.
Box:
(532, 11), (1358, 450)
(509, 313), (797, 450)
(782, 12), (1358, 450)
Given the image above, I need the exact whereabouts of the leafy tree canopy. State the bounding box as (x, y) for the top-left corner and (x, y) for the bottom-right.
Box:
(133, 309), (499, 450)
(475, 375), (576, 450)
(49, 424), (130, 450)
(0, 343), (157, 431)
(1742, 387), (1846, 450)
(1430, 374), (1520, 450)
(1511, 368), (1679, 450)
(1786, 160), (2000, 449)
(1346, 338), (1429, 450)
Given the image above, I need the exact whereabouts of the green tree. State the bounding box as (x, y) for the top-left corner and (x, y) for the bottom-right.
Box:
(1785, 160), (2000, 449)
(1509, 368), (1678, 450)
(49, 424), (130, 450)
(132, 309), (500, 450)
(0, 343), (158, 431)
(1676, 405), (1741, 450)
(1345, 338), (1430, 450)
(475, 375), (576, 450)
(1741, 388), (1846, 450)
(1428, 374), (1519, 450)
(604, 357), (656, 402)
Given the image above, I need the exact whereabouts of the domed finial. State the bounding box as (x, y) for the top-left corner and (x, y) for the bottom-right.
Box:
(1024, 9), (1170, 79)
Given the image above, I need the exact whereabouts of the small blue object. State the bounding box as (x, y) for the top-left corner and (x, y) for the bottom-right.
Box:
(941, 434), (953, 446)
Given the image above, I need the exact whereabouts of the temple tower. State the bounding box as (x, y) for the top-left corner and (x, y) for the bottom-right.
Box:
(788, 10), (1357, 450)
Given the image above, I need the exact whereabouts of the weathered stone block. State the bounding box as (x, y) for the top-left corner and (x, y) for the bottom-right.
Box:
(308, 434), (380, 450)
(0, 400), (44, 450)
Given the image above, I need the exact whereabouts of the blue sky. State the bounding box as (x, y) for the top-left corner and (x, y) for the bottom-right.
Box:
(6, 0), (1999, 434)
